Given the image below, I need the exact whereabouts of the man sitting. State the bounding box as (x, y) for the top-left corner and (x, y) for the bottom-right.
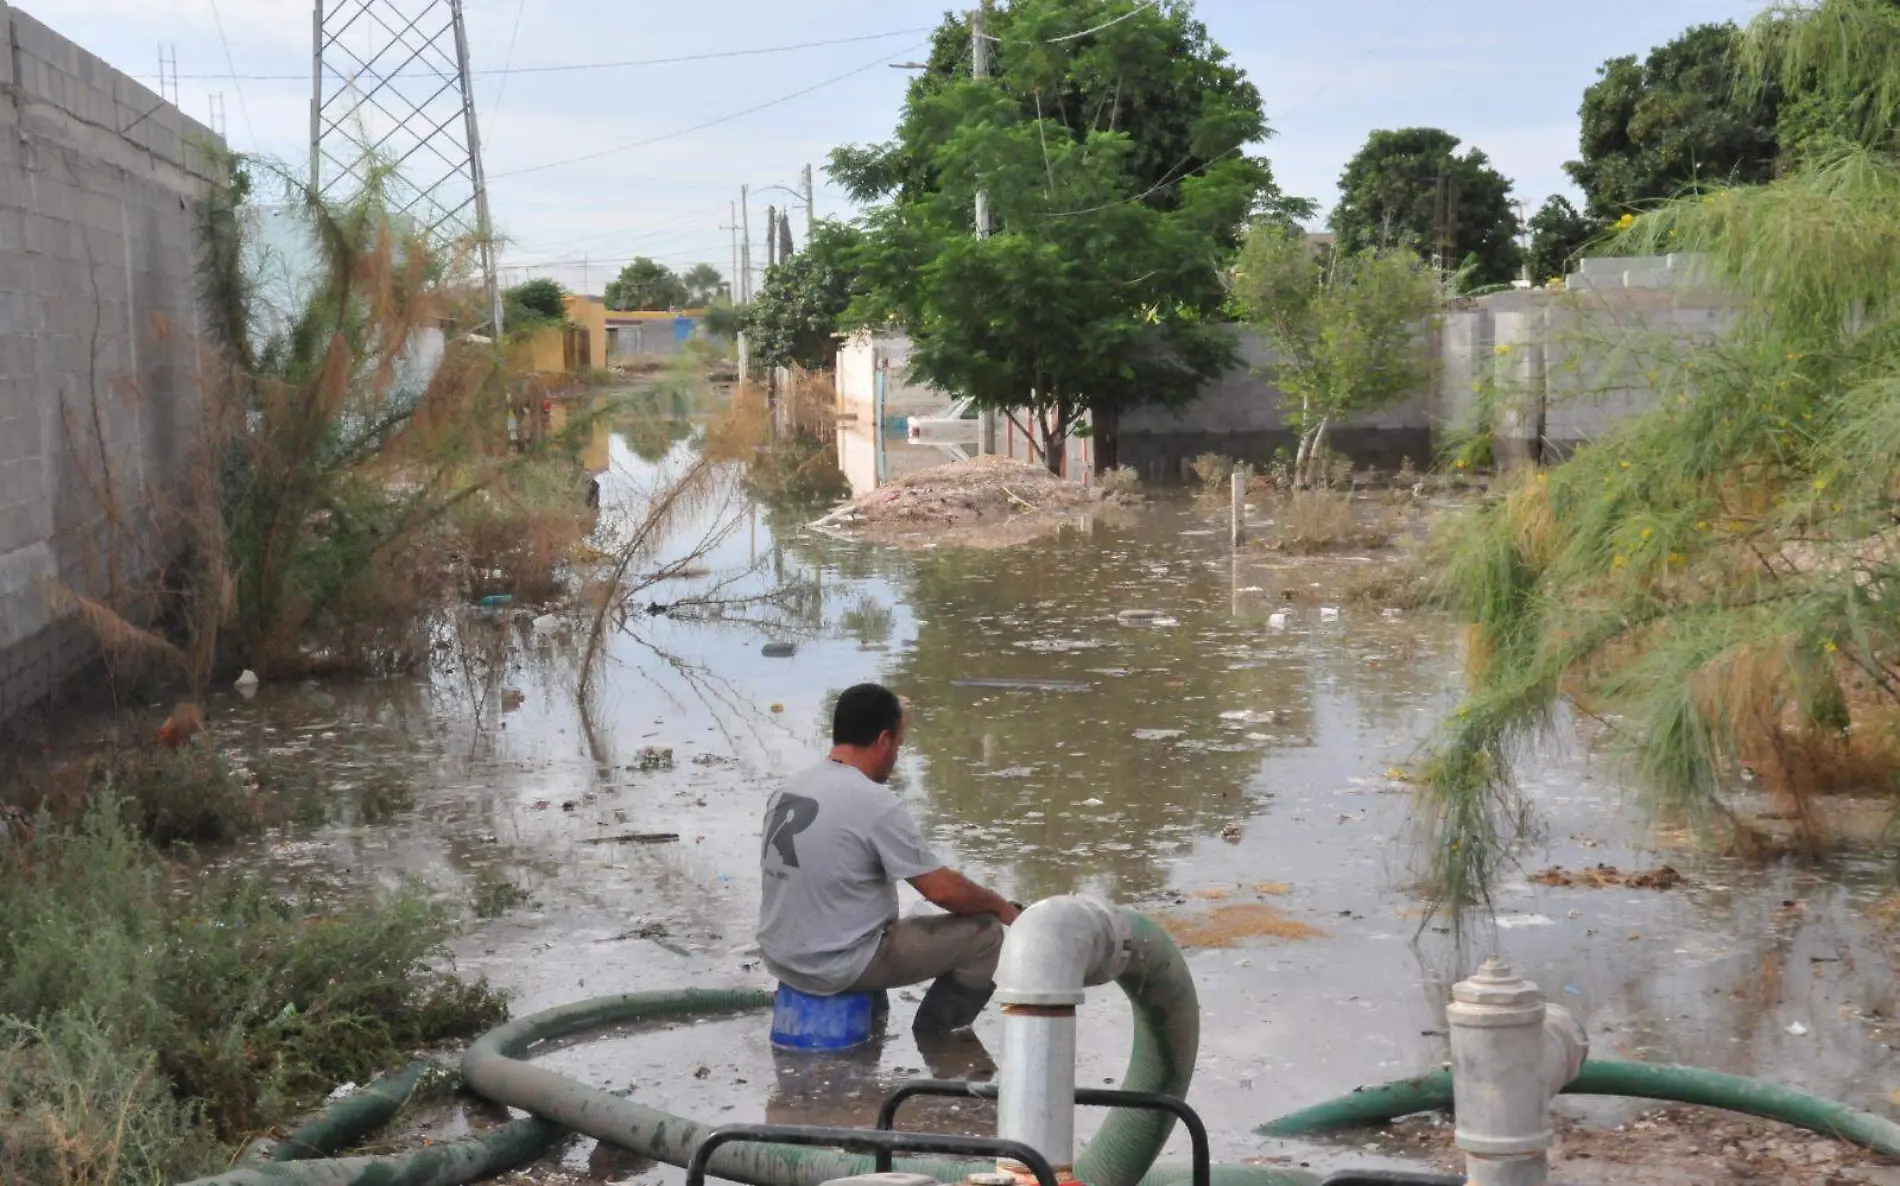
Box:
(758, 683), (1020, 1032)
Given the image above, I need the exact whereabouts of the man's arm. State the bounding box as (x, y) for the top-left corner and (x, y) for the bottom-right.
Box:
(909, 868), (1021, 925)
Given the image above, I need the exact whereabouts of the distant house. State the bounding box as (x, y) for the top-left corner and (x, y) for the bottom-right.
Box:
(506, 294), (709, 375)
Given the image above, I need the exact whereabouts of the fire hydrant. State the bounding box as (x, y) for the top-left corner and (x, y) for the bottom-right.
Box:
(1446, 958), (1589, 1186)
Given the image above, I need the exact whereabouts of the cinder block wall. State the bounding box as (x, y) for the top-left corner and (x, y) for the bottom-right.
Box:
(0, 3), (222, 721)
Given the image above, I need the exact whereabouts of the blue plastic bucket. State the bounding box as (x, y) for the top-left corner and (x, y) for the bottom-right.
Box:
(770, 983), (875, 1051)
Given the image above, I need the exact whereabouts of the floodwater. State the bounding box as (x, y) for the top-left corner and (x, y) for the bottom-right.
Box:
(186, 425), (1900, 1181)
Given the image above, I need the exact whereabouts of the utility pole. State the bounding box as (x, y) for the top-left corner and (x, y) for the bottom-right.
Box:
(739, 184), (753, 302)
(724, 201), (740, 303)
(972, 0), (998, 456)
(582, 253), (589, 298)
(971, 3), (991, 239)
(802, 163), (815, 239)
(765, 204), (777, 270)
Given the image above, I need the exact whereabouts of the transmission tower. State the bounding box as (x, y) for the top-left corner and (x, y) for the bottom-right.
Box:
(309, 0), (503, 331)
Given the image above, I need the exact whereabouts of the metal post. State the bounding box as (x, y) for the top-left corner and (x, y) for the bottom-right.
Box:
(727, 201), (740, 303)
(1230, 466), (1246, 547)
(450, 0), (502, 333)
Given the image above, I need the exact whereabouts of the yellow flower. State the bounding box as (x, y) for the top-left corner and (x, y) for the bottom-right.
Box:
(1494, 344), (1512, 356)
(1695, 520), (1709, 531)
(1668, 552), (1686, 567)
(1639, 527), (1653, 540)
(1813, 478), (1828, 492)
(1612, 555), (1628, 570)
(1619, 459), (1631, 470)
(1455, 458), (1468, 469)
(1471, 382), (1483, 393)
(1825, 641), (1839, 654)
(1615, 213), (1635, 229)
(1548, 276), (1564, 287)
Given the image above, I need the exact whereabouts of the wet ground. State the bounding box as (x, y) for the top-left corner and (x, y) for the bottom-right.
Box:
(157, 430), (1900, 1181)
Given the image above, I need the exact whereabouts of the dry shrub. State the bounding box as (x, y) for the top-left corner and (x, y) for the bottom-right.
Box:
(1158, 903), (1326, 948)
(1189, 452), (1235, 488)
(0, 1014), (212, 1186)
(1263, 491), (1399, 554)
(12, 745), (258, 848)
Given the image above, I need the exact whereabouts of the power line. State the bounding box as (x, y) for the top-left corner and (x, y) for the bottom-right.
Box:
(489, 39), (929, 181)
(204, 0), (255, 147)
(486, 0), (530, 138)
(504, 241), (732, 270)
(980, 0), (1160, 45)
(155, 28), (932, 82)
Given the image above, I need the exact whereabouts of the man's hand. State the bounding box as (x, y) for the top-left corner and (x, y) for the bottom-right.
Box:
(910, 868), (1020, 924)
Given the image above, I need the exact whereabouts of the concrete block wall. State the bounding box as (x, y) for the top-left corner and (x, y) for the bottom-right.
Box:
(0, 3), (222, 722)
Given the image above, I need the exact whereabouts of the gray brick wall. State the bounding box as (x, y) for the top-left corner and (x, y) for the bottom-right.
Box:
(0, 2), (222, 722)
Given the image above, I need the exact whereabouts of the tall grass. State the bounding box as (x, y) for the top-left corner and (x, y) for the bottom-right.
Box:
(0, 799), (505, 1182)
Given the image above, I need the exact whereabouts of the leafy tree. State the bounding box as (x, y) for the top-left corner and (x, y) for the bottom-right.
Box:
(502, 277), (565, 330)
(833, 0), (1281, 473)
(1565, 23), (1781, 219)
(746, 221), (863, 372)
(1524, 195), (1597, 284)
(1331, 127), (1522, 287)
(680, 263), (725, 307)
(1231, 223), (1437, 486)
(603, 257), (688, 311)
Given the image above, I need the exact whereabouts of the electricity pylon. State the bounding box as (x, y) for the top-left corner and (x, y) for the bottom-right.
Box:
(309, 0), (503, 331)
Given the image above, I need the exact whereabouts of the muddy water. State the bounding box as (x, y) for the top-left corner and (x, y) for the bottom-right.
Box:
(193, 431), (1900, 1181)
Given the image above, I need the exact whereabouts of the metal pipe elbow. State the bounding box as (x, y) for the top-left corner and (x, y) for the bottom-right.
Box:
(995, 895), (1133, 1007)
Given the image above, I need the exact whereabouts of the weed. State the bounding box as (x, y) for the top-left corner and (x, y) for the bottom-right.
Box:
(0, 799), (508, 1176)
(471, 868), (531, 919)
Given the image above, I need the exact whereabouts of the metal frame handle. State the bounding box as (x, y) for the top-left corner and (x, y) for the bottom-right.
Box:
(874, 1078), (1211, 1186)
(684, 1123), (1061, 1186)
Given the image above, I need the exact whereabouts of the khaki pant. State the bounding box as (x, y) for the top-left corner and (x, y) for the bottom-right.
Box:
(848, 914), (1005, 993)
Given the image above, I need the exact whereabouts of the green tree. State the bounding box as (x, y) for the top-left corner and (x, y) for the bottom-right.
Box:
(1231, 223), (1437, 486)
(1524, 195), (1598, 285)
(680, 263), (725, 306)
(833, 0), (1282, 473)
(746, 221), (863, 372)
(1332, 127), (1522, 287)
(1565, 23), (1781, 219)
(603, 257), (688, 311)
(501, 277), (565, 329)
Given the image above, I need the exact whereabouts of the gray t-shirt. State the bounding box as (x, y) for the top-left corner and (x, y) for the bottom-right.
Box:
(757, 759), (944, 994)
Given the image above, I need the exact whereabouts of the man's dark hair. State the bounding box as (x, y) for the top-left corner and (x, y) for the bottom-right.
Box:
(833, 683), (903, 746)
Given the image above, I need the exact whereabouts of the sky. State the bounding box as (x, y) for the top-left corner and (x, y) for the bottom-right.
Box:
(49, 0), (1768, 297)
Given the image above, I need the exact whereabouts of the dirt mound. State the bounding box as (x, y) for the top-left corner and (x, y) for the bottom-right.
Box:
(813, 456), (1124, 548)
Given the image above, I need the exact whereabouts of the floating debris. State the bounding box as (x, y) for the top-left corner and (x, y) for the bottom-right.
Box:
(1530, 864), (1684, 890)
(952, 677), (1091, 692)
(583, 833), (680, 846)
(761, 642), (798, 658)
(1159, 903), (1325, 948)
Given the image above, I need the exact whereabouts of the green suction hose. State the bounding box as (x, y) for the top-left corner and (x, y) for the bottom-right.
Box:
(461, 908), (1210, 1186)
(1258, 1059), (1900, 1156)
(246, 1060), (437, 1163)
(176, 1113), (563, 1186)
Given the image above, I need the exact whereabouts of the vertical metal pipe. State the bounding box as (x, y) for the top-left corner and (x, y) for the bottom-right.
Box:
(997, 1008), (1078, 1176)
(309, 1), (324, 191)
